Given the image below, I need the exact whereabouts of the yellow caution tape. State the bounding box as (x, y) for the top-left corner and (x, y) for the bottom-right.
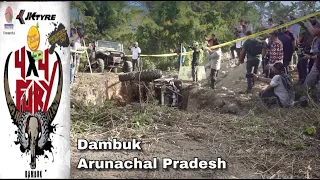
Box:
(70, 49), (86, 54)
(125, 11), (320, 57)
(207, 11), (320, 50)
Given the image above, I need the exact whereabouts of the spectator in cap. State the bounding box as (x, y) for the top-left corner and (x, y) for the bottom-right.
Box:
(266, 30), (283, 78)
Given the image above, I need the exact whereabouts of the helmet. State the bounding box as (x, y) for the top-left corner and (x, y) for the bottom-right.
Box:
(133, 42), (138, 46)
(193, 41), (199, 48)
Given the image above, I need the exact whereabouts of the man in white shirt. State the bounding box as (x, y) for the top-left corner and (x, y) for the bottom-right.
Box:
(254, 62), (295, 108)
(129, 42), (141, 71)
(205, 41), (222, 89)
(245, 21), (253, 32)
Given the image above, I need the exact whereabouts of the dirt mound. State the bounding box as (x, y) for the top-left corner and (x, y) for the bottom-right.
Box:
(71, 72), (133, 106)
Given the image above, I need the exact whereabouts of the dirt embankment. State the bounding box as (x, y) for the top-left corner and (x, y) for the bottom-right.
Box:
(71, 73), (133, 106)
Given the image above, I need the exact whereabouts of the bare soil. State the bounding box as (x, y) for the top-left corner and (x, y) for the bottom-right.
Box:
(70, 58), (320, 179)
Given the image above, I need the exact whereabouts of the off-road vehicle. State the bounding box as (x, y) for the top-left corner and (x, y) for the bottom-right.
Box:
(119, 70), (183, 108)
(88, 40), (132, 73)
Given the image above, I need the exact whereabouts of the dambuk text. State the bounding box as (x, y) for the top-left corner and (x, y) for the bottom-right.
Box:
(25, 170), (42, 178)
(25, 12), (56, 21)
(77, 139), (142, 150)
(77, 157), (227, 170)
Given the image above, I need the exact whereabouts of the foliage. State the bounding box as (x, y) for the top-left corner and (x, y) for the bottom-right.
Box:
(71, 1), (320, 70)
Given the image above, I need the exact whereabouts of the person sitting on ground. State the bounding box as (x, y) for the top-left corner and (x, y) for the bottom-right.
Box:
(205, 40), (222, 89)
(238, 31), (265, 93)
(266, 30), (283, 78)
(128, 42), (141, 71)
(253, 62), (295, 108)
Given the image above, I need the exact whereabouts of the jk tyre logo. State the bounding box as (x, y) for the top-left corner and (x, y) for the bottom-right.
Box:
(16, 10), (56, 24)
(16, 10), (25, 24)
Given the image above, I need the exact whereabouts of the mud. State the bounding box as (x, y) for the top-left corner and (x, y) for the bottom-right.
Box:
(71, 73), (134, 106)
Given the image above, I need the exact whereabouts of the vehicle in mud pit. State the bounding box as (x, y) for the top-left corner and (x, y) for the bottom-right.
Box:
(119, 70), (183, 108)
(89, 40), (132, 73)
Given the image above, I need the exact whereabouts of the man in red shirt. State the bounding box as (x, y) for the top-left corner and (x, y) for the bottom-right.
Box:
(266, 30), (283, 78)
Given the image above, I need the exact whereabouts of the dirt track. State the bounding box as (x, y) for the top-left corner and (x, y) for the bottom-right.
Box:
(70, 58), (320, 179)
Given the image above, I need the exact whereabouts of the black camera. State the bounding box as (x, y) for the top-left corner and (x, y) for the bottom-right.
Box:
(297, 45), (312, 58)
(308, 17), (317, 26)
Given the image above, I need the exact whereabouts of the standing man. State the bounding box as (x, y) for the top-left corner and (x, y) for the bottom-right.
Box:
(301, 18), (320, 106)
(70, 26), (83, 85)
(245, 21), (253, 32)
(189, 41), (202, 83)
(288, 16), (301, 66)
(205, 40), (222, 89)
(278, 22), (295, 73)
(230, 20), (245, 59)
(239, 31), (264, 93)
(129, 42), (141, 71)
(266, 30), (284, 78)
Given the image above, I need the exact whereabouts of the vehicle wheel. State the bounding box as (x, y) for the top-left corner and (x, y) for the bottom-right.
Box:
(119, 72), (135, 82)
(123, 61), (133, 73)
(97, 58), (104, 73)
(134, 69), (162, 81)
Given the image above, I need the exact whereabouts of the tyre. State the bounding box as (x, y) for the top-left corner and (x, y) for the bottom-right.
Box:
(134, 69), (162, 81)
(97, 58), (104, 73)
(123, 61), (133, 73)
(119, 72), (135, 82)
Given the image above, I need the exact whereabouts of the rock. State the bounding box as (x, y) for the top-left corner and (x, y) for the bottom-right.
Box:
(222, 101), (240, 114)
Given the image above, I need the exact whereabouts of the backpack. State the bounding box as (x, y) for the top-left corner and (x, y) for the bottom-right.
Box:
(247, 39), (263, 56)
(279, 73), (295, 106)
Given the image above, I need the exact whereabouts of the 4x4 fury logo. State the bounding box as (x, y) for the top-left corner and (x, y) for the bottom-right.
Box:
(16, 10), (56, 24)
